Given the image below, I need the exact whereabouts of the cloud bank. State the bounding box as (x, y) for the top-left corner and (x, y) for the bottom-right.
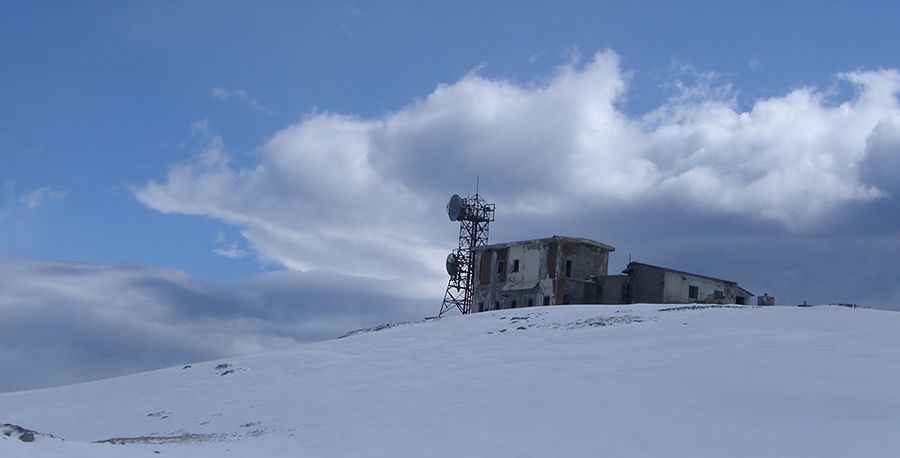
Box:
(8, 51), (900, 391)
(0, 260), (423, 392)
(136, 50), (900, 295)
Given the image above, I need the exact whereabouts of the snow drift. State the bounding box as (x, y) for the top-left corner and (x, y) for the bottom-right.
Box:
(2, 304), (899, 457)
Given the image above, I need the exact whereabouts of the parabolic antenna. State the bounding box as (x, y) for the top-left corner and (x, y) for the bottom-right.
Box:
(437, 189), (495, 317)
(447, 194), (463, 221)
(446, 253), (459, 277)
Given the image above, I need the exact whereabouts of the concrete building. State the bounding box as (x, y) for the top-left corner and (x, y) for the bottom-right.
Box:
(472, 236), (615, 312)
(471, 236), (754, 312)
(607, 262), (754, 305)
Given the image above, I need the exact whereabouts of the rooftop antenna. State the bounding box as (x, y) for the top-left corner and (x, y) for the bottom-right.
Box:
(437, 181), (495, 317)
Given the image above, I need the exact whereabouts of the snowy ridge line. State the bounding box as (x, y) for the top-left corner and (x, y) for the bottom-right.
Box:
(657, 304), (750, 312)
(4, 304), (900, 458)
(338, 318), (429, 338)
(824, 303), (869, 309)
(94, 433), (220, 445)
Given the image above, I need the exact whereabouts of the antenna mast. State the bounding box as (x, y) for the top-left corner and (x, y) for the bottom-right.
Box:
(438, 188), (495, 317)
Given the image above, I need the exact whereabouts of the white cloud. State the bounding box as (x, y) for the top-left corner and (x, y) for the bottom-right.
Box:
(213, 231), (248, 259)
(136, 116), (444, 296)
(138, 50), (900, 294)
(0, 260), (423, 392)
(19, 187), (66, 209)
(860, 115), (900, 196)
(210, 86), (271, 113)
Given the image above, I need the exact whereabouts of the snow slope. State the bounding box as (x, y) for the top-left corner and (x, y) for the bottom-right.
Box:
(3, 304), (900, 457)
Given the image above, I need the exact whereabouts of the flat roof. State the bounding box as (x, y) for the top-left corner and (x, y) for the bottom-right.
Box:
(624, 262), (756, 296)
(624, 261), (747, 289)
(478, 235), (615, 252)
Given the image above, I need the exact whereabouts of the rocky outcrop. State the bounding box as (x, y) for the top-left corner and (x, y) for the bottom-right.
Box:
(1, 423), (50, 442)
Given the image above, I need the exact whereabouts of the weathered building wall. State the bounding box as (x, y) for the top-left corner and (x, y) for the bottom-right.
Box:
(555, 241), (610, 305)
(474, 239), (555, 312)
(625, 263), (665, 304)
(620, 262), (753, 305)
(471, 240), (752, 309)
(599, 275), (630, 304)
(473, 236), (614, 312)
(662, 270), (736, 304)
(504, 243), (543, 291)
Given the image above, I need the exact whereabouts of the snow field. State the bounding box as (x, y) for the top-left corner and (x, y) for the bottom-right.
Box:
(3, 304), (900, 457)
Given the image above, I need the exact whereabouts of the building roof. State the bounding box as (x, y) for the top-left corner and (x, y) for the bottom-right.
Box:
(624, 261), (753, 295)
(622, 261), (756, 296)
(478, 235), (615, 252)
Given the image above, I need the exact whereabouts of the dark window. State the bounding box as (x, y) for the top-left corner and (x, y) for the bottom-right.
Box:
(497, 260), (506, 274)
(565, 260), (573, 278)
(528, 298), (534, 306)
(512, 259), (519, 273)
(478, 302), (484, 312)
(511, 299), (517, 308)
(688, 285), (699, 299)
(714, 290), (724, 299)
(494, 301), (500, 309)
(543, 296), (550, 305)
(562, 294), (570, 305)
(735, 296), (746, 305)
(479, 251), (492, 285)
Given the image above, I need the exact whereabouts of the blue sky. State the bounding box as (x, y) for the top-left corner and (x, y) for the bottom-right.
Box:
(3, 1), (900, 391)
(5, 1), (899, 278)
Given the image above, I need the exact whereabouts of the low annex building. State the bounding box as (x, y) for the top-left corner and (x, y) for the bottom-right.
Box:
(473, 236), (754, 312)
(606, 262), (754, 305)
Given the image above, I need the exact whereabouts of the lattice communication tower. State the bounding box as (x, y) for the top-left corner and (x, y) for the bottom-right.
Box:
(437, 191), (495, 317)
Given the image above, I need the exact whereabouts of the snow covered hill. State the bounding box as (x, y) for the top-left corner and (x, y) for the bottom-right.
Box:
(3, 304), (900, 457)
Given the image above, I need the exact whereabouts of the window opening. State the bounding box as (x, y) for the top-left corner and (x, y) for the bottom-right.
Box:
(689, 285), (699, 299)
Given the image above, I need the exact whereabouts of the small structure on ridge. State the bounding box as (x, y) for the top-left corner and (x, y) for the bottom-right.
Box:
(472, 236), (755, 312)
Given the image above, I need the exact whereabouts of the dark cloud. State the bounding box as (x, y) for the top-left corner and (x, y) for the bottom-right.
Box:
(0, 260), (424, 392)
(127, 50), (900, 316)
(861, 116), (900, 196)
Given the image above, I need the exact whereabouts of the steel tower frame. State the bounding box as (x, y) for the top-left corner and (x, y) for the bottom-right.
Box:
(438, 193), (495, 317)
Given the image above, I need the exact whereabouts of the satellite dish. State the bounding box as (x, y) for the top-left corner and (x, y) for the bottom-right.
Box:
(447, 194), (463, 221)
(446, 253), (459, 277)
